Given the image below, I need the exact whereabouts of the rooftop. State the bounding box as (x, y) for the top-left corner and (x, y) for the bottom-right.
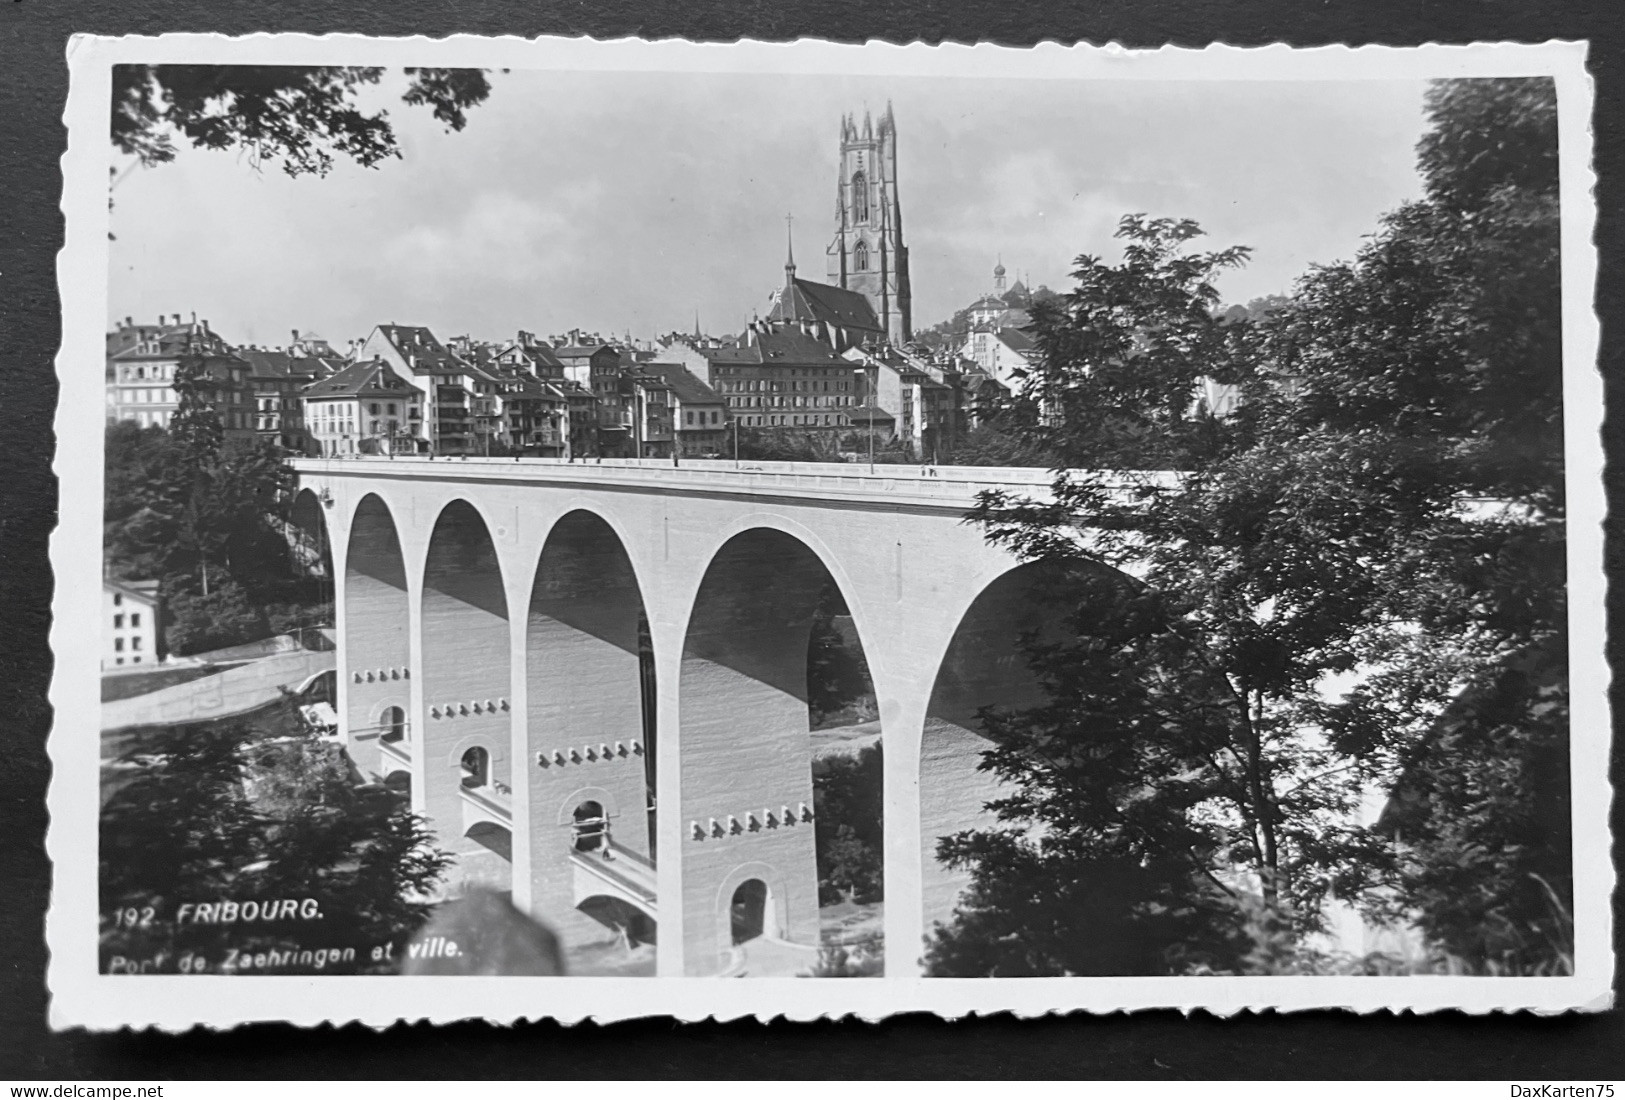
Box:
(304, 358), (417, 400)
(769, 277), (883, 334)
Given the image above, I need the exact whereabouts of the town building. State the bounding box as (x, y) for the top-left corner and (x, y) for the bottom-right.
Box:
(960, 368), (1013, 430)
(103, 577), (162, 669)
(504, 332), (597, 457)
(354, 324), (476, 455)
(621, 370), (675, 458)
(639, 363), (728, 457)
(825, 105), (912, 345)
(105, 314), (253, 439)
(490, 338), (571, 456)
(237, 339), (344, 454)
(693, 324), (862, 431)
(302, 358), (423, 457)
(847, 344), (956, 459)
(961, 324), (1038, 391)
(553, 341), (630, 453)
(964, 261), (1035, 332)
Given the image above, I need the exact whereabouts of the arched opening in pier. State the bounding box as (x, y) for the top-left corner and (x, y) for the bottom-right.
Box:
(730, 879), (771, 945)
(681, 528), (883, 976)
(423, 500), (512, 899)
(343, 494), (410, 778)
(526, 509), (657, 974)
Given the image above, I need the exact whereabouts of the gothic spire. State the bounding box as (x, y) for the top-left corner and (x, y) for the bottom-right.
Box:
(784, 212), (796, 283)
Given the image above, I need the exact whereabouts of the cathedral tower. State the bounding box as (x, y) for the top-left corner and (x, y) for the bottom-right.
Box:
(827, 104), (912, 346)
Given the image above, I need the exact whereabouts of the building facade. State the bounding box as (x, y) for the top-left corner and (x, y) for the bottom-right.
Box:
(238, 345), (342, 454)
(103, 578), (162, 669)
(106, 315), (253, 440)
(960, 325), (1038, 391)
(355, 324), (477, 455)
(640, 363), (728, 457)
(303, 359), (423, 457)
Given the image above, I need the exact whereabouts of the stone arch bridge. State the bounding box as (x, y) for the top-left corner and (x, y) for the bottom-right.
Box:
(292, 455), (1097, 977)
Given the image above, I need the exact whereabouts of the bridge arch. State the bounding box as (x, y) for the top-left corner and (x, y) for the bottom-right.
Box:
(679, 526), (884, 975)
(918, 557), (1132, 943)
(422, 498), (513, 898)
(344, 493), (410, 779)
(525, 509), (658, 963)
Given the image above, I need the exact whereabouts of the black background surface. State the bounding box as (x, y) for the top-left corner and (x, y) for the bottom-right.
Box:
(2, 0), (1622, 1080)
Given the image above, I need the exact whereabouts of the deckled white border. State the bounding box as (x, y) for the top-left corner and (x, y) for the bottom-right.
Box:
(49, 34), (1609, 1030)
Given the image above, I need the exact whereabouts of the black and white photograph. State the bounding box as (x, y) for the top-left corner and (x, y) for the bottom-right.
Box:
(47, 34), (1608, 1026)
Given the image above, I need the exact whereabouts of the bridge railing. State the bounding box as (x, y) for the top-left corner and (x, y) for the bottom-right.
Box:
(288, 454), (1086, 508)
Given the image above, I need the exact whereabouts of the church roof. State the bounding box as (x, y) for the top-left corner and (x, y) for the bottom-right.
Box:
(769, 277), (883, 334)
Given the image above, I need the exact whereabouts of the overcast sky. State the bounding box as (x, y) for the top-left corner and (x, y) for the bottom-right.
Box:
(107, 69), (1429, 348)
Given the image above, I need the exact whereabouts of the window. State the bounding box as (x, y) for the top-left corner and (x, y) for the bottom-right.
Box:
(854, 241), (869, 271)
(852, 171), (868, 221)
(113, 614), (123, 628)
(388, 403), (397, 415)
(131, 613), (140, 627)
(131, 637), (142, 650)
(113, 594), (122, 607)
(114, 638), (124, 652)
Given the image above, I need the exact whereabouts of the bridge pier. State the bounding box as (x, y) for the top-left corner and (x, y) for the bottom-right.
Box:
(342, 495), (414, 792)
(524, 511), (656, 953)
(678, 529), (826, 975)
(421, 501), (515, 898)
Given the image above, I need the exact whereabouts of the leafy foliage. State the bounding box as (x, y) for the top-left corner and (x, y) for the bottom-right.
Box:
(926, 838), (1248, 976)
(105, 418), (323, 656)
(805, 943), (885, 977)
(806, 588), (876, 728)
(111, 65), (495, 177)
(935, 77), (1568, 974)
(100, 714), (452, 974)
(811, 744), (884, 905)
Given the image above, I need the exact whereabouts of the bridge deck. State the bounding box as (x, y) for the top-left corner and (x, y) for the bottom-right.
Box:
(290, 455), (1082, 513)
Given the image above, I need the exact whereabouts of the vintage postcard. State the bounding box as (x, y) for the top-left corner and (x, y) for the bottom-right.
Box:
(48, 34), (1609, 1028)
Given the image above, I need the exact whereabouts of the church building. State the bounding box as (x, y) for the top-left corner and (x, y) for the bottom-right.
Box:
(826, 104), (912, 347)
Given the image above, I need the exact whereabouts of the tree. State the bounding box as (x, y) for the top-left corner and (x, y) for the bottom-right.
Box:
(100, 714), (452, 974)
(935, 77), (1567, 975)
(111, 65), (495, 177)
(106, 393), (317, 655)
(811, 744), (884, 905)
(806, 588), (875, 728)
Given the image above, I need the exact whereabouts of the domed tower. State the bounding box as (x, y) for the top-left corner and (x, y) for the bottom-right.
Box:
(826, 103), (912, 346)
(993, 258), (1007, 296)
